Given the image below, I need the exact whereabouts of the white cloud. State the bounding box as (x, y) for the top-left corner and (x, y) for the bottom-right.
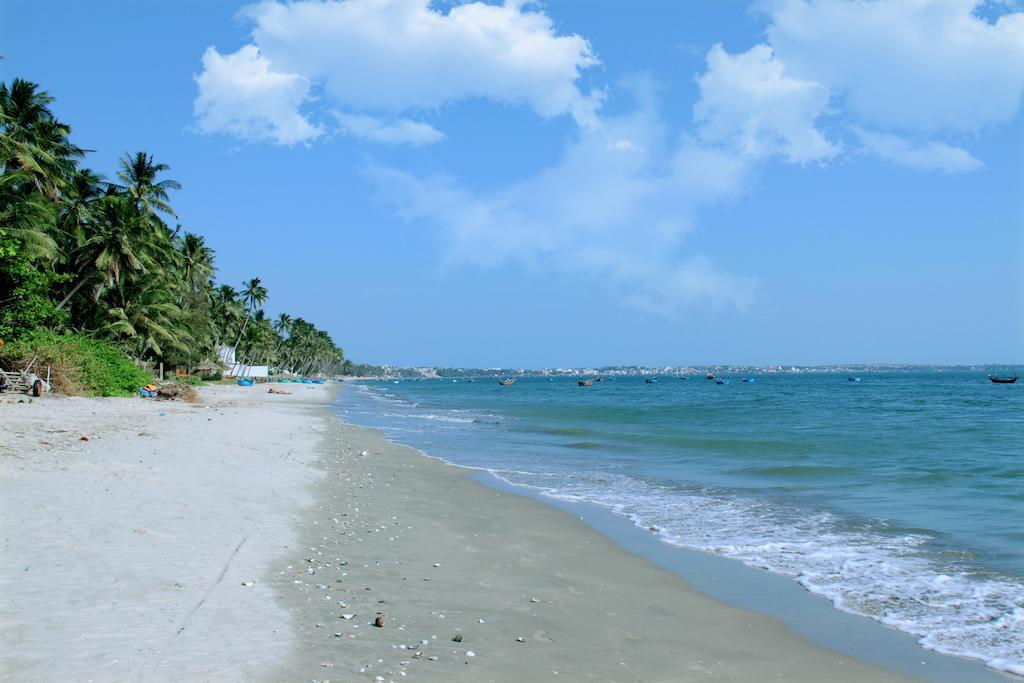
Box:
(335, 112), (445, 145)
(765, 0), (1024, 133)
(369, 100), (755, 311)
(694, 44), (836, 162)
(195, 0), (602, 144)
(855, 128), (984, 173)
(194, 45), (321, 145)
(692, 1), (1024, 171)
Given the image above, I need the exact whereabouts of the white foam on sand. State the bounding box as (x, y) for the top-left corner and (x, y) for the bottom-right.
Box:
(0, 385), (332, 681)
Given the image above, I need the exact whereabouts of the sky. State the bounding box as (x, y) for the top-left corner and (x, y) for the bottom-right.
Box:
(2, 0), (1022, 367)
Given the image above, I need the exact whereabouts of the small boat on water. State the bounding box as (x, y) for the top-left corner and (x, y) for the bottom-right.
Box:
(594, 377), (603, 382)
(706, 373), (715, 380)
(716, 379), (730, 385)
(578, 379), (593, 386)
(742, 378), (755, 383)
(499, 378), (515, 386)
(848, 377), (861, 383)
(644, 378), (658, 384)
(989, 375), (1019, 384)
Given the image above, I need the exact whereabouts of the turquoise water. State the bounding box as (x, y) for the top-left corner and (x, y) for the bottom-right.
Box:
(337, 372), (1024, 674)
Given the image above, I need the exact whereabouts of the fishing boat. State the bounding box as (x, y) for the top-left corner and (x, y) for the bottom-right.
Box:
(578, 379), (593, 386)
(499, 378), (515, 386)
(988, 375), (1019, 384)
(716, 379), (730, 385)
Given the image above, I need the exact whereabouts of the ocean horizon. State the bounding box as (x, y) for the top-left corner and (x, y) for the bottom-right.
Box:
(339, 371), (1024, 676)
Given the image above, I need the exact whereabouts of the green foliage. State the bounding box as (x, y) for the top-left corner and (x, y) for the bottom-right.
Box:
(0, 77), (354, 392)
(0, 231), (66, 339)
(0, 330), (152, 396)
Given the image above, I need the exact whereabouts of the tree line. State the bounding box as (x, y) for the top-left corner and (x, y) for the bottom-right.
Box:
(0, 78), (350, 377)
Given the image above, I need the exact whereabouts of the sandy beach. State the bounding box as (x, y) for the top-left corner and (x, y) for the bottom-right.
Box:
(1, 384), (915, 682)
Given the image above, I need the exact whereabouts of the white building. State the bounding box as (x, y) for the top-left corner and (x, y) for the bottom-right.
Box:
(217, 346), (269, 379)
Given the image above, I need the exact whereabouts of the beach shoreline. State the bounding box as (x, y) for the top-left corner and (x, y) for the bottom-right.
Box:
(0, 383), (990, 681)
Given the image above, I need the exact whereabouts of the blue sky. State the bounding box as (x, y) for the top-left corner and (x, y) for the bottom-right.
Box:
(2, 0), (1022, 367)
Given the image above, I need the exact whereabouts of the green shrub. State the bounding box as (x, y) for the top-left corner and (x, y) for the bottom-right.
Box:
(0, 330), (152, 397)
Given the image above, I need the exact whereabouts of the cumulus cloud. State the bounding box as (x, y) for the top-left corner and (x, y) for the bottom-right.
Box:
(764, 0), (1024, 134)
(335, 112), (445, 145)
(369, 100), (755, 311)
(855, 129), (984, 173)
(194, 0), (602, 144)
(694, 44), (836, 163)
(692, 0), (1024, 172)
(194, 45), (321, 145)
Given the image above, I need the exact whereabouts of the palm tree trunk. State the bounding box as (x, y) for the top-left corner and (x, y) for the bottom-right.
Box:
(55, 276), (90, 311)
(232, 314), (249, 353)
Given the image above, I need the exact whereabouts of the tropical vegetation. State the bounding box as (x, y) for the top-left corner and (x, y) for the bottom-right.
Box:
(0, 78), (346, 388)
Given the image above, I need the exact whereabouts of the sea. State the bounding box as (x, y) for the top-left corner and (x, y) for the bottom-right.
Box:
(336, 371), (1024, 675)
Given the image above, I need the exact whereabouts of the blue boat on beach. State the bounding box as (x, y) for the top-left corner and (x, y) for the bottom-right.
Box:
(236, 378), (254, 386)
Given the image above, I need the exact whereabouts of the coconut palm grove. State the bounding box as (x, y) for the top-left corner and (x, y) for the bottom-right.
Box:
(0, 79), (357, 392)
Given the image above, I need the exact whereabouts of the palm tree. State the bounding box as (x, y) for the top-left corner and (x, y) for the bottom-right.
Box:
(178, 232), (215, 294)
(0, 79), (83, 199)
(56, 168), (105, 253)
(57, 195), (155, 310)
(103, 276), (189, 359)
(115, 151), (181, 223)
(0, 79), (84, 262)
(209, 284), (244, 350)
(0, 169), (56, 260)
(0, 77), (359, 380)
(269, 312), (292, 370)
(232, 276), (267, 354)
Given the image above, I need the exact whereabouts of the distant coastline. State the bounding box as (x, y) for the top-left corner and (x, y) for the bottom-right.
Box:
(357, 363), (1024, 380)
